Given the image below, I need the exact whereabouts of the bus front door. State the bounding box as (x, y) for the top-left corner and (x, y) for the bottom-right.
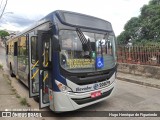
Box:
(38, 30), (51, 108)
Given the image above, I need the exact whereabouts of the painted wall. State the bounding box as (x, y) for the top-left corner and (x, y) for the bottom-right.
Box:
(118, 63), (160, 79)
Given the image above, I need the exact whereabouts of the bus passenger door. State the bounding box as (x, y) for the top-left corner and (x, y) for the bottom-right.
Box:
(38, 30), (51, 108)
(29, 34), (39, 97)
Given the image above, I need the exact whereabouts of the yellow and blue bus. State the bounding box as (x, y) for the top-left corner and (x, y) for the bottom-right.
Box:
(6, 10), (117, 112)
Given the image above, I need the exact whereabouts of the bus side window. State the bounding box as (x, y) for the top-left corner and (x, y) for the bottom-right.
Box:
(31, 36), (37, 64)
(14, 42), (18, 56)
(6, 45), (8, 55)
(10, 44), (12, 55)
(43, 41), (49, 67)
(11, 42), (13, 55)
(8, 43), (10, 55)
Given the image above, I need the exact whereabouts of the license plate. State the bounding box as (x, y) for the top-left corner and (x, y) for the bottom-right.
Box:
(91, 91), (101, 98)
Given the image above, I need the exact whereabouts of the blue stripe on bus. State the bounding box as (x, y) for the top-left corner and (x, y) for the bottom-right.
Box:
(52, 52), (67, 92)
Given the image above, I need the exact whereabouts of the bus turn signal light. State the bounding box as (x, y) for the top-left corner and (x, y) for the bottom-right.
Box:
(55, 80), (72, 92)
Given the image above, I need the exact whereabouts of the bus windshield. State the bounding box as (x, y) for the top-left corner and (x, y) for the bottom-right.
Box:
(59, 30), (116, 73)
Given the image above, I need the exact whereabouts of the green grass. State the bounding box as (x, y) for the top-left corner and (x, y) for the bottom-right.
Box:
(20, 98), (27, 106)
(20, 97), (30, 107)
(3, 74), (11, 85)
(3, 72), (31, 107)
(0, 64), (3, 70)
(12, 88), (17, 94)
(16, 94), (21, 98)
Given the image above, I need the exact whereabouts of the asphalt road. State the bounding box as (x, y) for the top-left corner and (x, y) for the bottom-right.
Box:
(0, 45), (160, 120)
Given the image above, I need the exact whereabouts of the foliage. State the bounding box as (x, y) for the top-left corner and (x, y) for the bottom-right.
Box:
(0, 30), (9, 40)
(0, 64), (3, 70)
(117, 0), (160, 45)
(20, 98), (27, 106)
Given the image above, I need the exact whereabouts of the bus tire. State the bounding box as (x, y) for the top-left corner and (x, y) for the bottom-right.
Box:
(33, 96), (39, 103)
(10, 64), (15, 77)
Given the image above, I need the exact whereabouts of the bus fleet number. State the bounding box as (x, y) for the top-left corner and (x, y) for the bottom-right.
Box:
(99, 81), (110, 88)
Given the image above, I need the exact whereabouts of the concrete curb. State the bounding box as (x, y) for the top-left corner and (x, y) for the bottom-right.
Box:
(117, 76), (160, 89)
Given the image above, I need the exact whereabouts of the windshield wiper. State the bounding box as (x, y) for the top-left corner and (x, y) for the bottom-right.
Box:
(76, 28), (92, 53)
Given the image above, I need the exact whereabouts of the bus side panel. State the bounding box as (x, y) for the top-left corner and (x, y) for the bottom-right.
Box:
(5, 44), (8, 67)
(6, 55), (8, 67)
(6, 54), (10, 68)
(9, 55), (14, 70)
(13, 42), (18, 75)
(7, 41), (14, 72)
(13, 56), (18, 75)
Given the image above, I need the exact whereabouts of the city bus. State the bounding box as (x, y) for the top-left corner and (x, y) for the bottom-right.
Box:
(6, 10), (117, 112)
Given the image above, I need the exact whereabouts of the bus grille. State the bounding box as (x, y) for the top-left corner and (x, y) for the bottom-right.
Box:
(71, 88), (113, 105)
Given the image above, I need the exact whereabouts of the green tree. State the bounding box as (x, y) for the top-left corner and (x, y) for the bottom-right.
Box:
(0, 30), (9, 41)
(117, 17), (141, 44)
(117, 0), (160, 45)
(117, 31), (130, 45)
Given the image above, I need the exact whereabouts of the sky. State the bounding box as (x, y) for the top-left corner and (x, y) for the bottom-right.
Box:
(0, 0), (150, 36)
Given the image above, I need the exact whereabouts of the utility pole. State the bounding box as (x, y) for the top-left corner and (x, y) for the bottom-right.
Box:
(0, 0), (8, 20)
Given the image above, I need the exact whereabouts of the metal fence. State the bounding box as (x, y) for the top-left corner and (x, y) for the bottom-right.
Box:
(117, 45), (160, 66)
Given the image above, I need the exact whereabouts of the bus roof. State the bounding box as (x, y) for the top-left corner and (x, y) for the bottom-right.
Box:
(7, 10), (113, 41)
(55, 10), (113, 32)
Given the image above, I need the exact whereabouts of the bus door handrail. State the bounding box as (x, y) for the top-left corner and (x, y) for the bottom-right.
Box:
(31, 60), (39, 70)
(31, 61), (49, 80)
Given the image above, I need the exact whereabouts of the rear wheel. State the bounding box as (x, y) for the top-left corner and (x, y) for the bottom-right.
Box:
(33, 96), (39, 103)
(10, 64), (15, 77)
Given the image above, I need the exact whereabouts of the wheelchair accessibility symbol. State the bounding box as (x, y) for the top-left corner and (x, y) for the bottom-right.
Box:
(96, 57), (104, 68)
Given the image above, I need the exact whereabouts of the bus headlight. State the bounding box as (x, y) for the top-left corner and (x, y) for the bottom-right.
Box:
(55, 80), (72, 92)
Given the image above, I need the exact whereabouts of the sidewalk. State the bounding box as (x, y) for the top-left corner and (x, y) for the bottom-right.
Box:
(0, 41), (5, 48)
(0, 69), (30, 111)
(117, 72), (160, 89)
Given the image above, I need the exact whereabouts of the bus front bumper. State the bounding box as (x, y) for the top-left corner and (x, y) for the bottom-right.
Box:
(52, 81), (116, 112)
